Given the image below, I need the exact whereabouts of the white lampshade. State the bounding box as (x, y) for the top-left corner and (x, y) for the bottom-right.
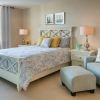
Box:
(80, 26), (95, 36)
(19, 29), (28, 35)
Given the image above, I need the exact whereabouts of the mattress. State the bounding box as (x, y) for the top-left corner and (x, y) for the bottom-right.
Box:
(0, 46), (71, 89)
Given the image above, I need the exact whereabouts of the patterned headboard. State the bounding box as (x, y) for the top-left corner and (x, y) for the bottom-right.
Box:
(40, 30), (71, 37)
(40, 28), (72, 48)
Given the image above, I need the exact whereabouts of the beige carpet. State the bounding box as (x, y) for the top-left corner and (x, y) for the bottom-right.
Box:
(0, 72), (100, 100)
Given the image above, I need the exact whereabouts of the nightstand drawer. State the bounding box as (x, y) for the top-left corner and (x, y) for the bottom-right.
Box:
(71, 51), (90, 56)
(71, 54), (83, 61)
(72, 61), (83, 66)
(71, 50), (96, 56)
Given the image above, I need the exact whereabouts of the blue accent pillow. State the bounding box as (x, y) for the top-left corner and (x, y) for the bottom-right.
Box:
(60, 37), (70, 48)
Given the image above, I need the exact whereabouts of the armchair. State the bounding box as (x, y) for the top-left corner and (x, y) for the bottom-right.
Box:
(84, 56), (100, 85)
(84, 56), (96, 69)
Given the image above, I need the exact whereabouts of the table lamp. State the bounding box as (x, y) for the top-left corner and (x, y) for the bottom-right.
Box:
(80, 26), (95, 51)
(19, 29), (28, 44)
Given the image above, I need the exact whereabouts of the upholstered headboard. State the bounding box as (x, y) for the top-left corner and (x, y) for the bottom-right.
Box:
(40, 27), (72, 48)
(40, 30), (71, 37)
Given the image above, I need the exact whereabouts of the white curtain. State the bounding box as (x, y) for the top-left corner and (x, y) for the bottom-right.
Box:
(0, 6), (12, 49)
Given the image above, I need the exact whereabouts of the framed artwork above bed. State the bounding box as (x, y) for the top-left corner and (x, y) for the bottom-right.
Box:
(45, 14), (54, 25)
(45, 12), (65, 25)
(55, 12), (65, 25)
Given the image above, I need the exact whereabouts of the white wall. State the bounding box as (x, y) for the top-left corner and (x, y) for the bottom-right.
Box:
(23, 0), (100, 48)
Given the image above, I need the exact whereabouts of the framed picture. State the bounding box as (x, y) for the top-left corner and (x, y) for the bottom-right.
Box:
(45, 14), (54, 25)
(55, 12), (65, 24)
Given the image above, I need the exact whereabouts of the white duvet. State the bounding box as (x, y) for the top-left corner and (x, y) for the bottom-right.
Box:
(0, 45), (61, 58)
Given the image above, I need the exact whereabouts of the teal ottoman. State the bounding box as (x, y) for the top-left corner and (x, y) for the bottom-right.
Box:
(60, 66), (96, 96)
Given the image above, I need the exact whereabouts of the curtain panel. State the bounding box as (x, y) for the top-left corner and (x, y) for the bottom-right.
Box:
(0, 6), (12, 49)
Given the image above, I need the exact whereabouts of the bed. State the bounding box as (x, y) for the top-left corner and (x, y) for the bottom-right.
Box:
(0, 28), (72, 91)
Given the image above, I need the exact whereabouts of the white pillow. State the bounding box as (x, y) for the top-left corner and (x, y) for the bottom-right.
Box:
(40, 38), (52, 48)
(96, 48), (100, 62)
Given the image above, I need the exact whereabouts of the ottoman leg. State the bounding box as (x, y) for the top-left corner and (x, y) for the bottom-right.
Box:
(97, 84), (100, 87)
(71, 92), (76, 96)
(90, 90), (95, 94)
(62, 82), (65, 86)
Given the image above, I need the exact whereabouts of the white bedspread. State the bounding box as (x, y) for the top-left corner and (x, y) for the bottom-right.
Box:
(0, 46), (61, 58)
(0, 46), (71, 90)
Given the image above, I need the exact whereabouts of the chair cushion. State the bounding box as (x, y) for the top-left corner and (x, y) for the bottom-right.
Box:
(87, 63), (100, 77)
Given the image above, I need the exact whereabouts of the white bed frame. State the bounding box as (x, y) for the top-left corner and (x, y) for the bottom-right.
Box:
(0, 27), (72, 91)
(0, 62), (70, 91)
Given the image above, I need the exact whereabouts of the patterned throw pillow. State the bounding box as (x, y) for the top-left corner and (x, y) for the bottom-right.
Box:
(40, 38), (52, 48)
(96, 48), (100, 62)
(37, 36), (44, 46)
(60, 37), (70, 48)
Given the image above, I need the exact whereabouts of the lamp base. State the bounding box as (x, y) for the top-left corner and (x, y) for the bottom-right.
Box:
(84, 42), (90, 51)
(84, 35), (90, 51)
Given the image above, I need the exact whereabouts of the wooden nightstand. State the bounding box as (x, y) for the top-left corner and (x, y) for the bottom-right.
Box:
(71, 49), (97, 67)
(18, 45), (31, 47)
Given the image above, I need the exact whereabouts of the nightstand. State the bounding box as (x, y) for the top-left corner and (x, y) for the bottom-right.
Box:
(18, 45), (31, 47)
(71, 49), (97, 67)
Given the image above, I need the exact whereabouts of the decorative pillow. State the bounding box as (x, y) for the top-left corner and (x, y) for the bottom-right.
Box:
(37, 36), (44, 46)
(96, 48), (100, 62)
(60, 37), (70, 48)
(40, 38), (52, 48)
(50, 36), (61, 48)
(43, 33), (50, 37)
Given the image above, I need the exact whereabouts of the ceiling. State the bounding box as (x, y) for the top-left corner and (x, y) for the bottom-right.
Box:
(0, 0), (60, 8)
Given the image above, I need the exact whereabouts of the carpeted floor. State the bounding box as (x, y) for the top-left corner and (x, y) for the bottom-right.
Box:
(0, 72), (100, 100)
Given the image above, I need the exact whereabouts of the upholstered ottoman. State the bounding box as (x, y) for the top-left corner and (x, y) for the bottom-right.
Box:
(60, 66), (96, 96)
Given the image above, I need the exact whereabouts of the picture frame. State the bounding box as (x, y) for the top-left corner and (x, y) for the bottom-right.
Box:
(45, 14), (54, 25)
(55, 12), (65, 25)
